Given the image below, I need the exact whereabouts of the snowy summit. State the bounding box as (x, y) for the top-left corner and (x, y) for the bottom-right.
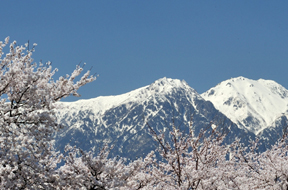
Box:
(201, 76), (288, 134)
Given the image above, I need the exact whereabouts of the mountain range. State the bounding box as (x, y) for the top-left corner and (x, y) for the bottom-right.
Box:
(55, 77), (288, 159)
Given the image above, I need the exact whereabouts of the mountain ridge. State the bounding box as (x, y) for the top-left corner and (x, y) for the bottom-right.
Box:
(55, 77), (251, 159)
(55, 76), (288, 158)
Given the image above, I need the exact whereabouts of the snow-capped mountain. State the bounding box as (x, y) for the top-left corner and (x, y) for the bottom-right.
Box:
(201, 76), (288, 135)
(55, 77), (252, 159)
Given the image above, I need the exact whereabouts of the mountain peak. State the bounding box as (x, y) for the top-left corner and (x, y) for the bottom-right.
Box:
(202, 77), (288, 134)
(218, 76), (253, 86)
(143, 77), (194, 96)
(142, 77), (202, 98)
(150, 77), (189, 88)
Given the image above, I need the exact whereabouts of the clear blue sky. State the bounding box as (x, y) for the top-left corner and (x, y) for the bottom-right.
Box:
(1, 1), (288, 101)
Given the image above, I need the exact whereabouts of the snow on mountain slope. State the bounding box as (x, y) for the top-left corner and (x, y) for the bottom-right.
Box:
(201, 76), (288, 134)
(57, 77), (195, 118)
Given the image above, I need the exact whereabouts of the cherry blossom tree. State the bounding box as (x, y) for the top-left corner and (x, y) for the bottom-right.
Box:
(0, 37), (95, 189)
(58, 145), (144, 190)
(229, 134), (288, 189)
(129, 122), (288, 190)
(127, 122), (232, 190)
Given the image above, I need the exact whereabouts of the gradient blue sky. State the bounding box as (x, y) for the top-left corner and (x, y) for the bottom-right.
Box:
(1, 1), (288, 101)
